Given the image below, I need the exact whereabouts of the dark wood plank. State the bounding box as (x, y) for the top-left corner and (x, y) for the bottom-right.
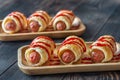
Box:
(0, 41), (31, 76)
(74, 0), (119, 41)
(61, 71), (120, 80)
(0, 0), (120, 80)
(0, 63), (65, 80)
(91, 4), (120, 42)
(0, 0), (45, 19)
(0, 0), (84, 19)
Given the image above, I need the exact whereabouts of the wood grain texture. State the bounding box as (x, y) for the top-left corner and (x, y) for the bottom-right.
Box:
(93, 4), (120, 42)
(0, 41), (31, 75)
(0, 0), (120, 80)
(74, 0), (119, 41)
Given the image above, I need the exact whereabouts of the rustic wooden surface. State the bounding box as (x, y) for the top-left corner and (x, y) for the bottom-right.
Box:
(0, 0), (120, 80)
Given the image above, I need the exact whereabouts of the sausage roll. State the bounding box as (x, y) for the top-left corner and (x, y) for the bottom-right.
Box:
(50, 10), (75, 30)
(28, 10), (51, 32)
(90, 35), (117, 63)
(58, 35), (86, 64)
(25, 36), (55, 66)
(2, 11), (28, 33)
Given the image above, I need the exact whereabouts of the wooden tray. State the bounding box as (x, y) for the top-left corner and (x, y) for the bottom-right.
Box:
(18, 42), (120, 75)
(0, 17), (86, 41)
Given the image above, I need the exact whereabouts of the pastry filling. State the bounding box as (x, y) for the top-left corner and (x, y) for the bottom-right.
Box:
(5, 20), (16, 31)
(29, 21), (40, 32)
(56, 21), (66, 30)
(29, 50), (40, 64)
(61, 50), (75, 63)
(91, 49), (105, 63)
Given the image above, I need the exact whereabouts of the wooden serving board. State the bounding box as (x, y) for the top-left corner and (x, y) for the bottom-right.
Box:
(17, 42), (120, 75)
(0, 17), (86, 41)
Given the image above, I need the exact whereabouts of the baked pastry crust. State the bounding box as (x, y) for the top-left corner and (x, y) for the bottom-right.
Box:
(28, 10), (51, 32)
(58, 35), (86, 64)
(50, 10), (75, 30)
(90, 35), (116, 62)
(2, 11), (28, 33)
(25, 36), (55, 66)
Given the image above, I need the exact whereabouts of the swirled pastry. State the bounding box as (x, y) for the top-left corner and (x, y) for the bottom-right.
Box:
(50, 10), (75, 30)
(90, 35), (117, 63)
(25, 36), (55, 66)
(57, 35), (86, 64)
(28, 10), (51, 32)
(2, 11), (28, 33)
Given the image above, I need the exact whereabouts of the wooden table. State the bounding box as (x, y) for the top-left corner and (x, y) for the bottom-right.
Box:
(0, 0), (120, 80)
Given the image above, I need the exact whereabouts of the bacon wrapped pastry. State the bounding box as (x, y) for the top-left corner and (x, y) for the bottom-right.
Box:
(50, 10), (75, 30)
(90, 35), (117, 63)
(2, 11), (28, 33)
(25, 36), (55, 66)
(28, 10), (51, 32)
(57, 35), (86, 64)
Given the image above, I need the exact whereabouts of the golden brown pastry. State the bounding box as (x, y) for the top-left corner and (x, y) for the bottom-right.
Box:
(2, 11), (28, 33)
(57, 35), (86, 64)
(28, 10), (51, 32)
(25, 36), (55, 66)
(90, 35), (117, 63)
(50, 10), (75, 31)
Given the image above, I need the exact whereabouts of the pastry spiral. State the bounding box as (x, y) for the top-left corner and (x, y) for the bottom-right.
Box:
(25, 36), (55, 66)
(28, 10), (51, 32)
(50, 10), (75, 30)
(2, 11), (28, 33)
(90, 35), (117, 63)
(57, 35), (86, 64)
